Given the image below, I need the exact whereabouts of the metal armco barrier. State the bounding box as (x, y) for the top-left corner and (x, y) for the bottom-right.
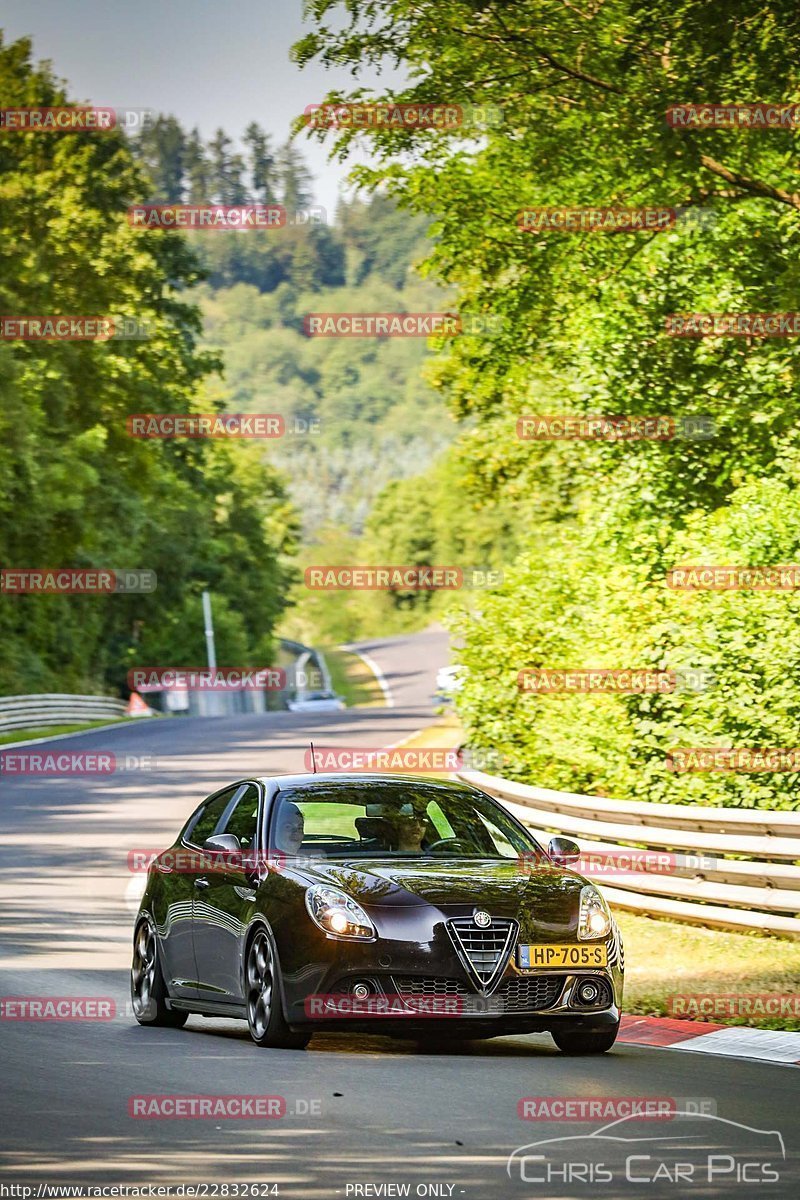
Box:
(0, 693), (128, 734)
(458, 768), (800, 938)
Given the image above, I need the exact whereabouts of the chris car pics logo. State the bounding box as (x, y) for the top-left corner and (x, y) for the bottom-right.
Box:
(507, 1112), (784, 1187)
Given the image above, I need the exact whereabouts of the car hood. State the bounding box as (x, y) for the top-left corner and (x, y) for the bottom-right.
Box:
(295, 857), (588, 938)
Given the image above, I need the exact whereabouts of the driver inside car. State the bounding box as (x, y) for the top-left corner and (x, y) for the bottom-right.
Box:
(274, 801), (305, 856)
(383, 809), (430, 853)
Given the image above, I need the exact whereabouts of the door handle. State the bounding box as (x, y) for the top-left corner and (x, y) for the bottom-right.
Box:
(194, 877), (210, 890)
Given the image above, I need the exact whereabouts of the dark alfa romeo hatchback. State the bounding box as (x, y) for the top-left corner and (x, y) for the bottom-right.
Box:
(131, 773), (624, 1052)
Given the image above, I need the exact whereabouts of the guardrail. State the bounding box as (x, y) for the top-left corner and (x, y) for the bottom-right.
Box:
(0, 693), (128, 734)
(458, 768), (800, 939)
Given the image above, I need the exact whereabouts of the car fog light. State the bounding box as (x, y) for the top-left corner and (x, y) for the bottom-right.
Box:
(577, 980), (600, 1004)
(352, 982), (371, 999)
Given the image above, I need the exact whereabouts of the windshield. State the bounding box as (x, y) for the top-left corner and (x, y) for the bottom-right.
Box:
(269, 780), (545, 862)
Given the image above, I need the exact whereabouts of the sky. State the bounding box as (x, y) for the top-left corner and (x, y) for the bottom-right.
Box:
(0, 0), (403, 216)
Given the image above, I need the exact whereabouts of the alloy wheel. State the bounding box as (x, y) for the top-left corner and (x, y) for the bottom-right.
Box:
(246, 931), (274, 1039)
(131, 920), (157, 1018)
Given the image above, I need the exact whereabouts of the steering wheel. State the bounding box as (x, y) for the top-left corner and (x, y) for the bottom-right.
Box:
(424, 837), (471, 853)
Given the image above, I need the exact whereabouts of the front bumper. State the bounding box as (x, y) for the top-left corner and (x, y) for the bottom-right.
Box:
(279, 916), (623, 1033)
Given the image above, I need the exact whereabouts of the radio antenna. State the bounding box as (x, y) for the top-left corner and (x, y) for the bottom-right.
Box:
(310, 741), (317, 773)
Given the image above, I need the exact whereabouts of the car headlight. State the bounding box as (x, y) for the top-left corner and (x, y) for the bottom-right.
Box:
(305, 884), (375, 940)
(578, 885), (611, 940)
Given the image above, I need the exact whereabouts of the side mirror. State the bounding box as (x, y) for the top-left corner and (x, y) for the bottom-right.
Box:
(203, 833), (242, 855)
(548, 837), (581, 866)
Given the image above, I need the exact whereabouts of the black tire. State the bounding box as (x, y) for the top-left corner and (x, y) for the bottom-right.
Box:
(551, 1022), (620, 1055)
(130, 916), (188, 1028)
(245, 927), (309, 1050)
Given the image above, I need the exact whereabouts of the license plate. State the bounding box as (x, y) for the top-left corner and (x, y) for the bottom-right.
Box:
(517, 943), (608, 970)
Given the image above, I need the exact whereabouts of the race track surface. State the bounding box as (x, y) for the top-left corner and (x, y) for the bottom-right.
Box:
(1, 629), (798, 1198)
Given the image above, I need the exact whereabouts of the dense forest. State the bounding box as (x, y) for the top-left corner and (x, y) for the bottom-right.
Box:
(292, 0), (800, 810)
(0, 70), (456, 693)
(128, 117), (454, 539)
(0, 40), (298, 695)
(6, 1), (800, 812)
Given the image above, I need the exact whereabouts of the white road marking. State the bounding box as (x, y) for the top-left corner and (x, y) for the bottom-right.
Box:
(341, 645), (395, 708)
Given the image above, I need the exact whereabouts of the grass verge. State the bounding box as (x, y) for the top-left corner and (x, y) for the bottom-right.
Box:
(325, 646), (386, 707)
(389, 713), (463, 752)
(617, 909), (800, 1031)
(0, 717), (137, 746)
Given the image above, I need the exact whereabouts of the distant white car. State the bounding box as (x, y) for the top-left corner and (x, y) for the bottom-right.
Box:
(286, 691), (345, 713)
(436, 665), (465, 696)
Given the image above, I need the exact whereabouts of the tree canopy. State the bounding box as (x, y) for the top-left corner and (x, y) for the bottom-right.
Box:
(0, 35), (297, 694)
(293, 0), (800, 808)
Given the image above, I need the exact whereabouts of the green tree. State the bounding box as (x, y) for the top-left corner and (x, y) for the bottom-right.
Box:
(134, 113), (185, 200)
(275, 139), (315, 213)
(244, 121), (276, 203)
(208, 127), (247, 203)
(293, 0), (800, 809)
(0, 34), (297, 695)
(184, 126), (211, 201)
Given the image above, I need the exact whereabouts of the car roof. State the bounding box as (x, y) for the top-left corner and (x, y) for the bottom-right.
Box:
(260, 771), (479, 791)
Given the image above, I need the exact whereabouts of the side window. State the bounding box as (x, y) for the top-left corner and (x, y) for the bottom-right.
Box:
(186, 786), (240, 846)
(219, 784), (260, 850)
(425, 800), (455, 840)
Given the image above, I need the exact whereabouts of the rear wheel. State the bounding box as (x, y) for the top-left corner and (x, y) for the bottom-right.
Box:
(551, 1021), (619, 1055)
(130, 916), (188, 1028)
(245, 927), (309, 1049)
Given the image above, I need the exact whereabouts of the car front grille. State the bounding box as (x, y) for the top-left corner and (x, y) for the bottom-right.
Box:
(499, 974), (565, 1011)
(394, 974), (566, 1013)
(393, 976), (469, 997)
(446, 917), (517, 988)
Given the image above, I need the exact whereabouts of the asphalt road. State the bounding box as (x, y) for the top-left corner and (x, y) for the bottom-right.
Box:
(1, 628), (798, 1198)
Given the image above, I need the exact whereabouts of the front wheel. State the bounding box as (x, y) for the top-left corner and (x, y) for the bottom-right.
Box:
(245, 928), (309, 1050)
(130, 916), (188, 1028)
(551, 1021), (619, 1055)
